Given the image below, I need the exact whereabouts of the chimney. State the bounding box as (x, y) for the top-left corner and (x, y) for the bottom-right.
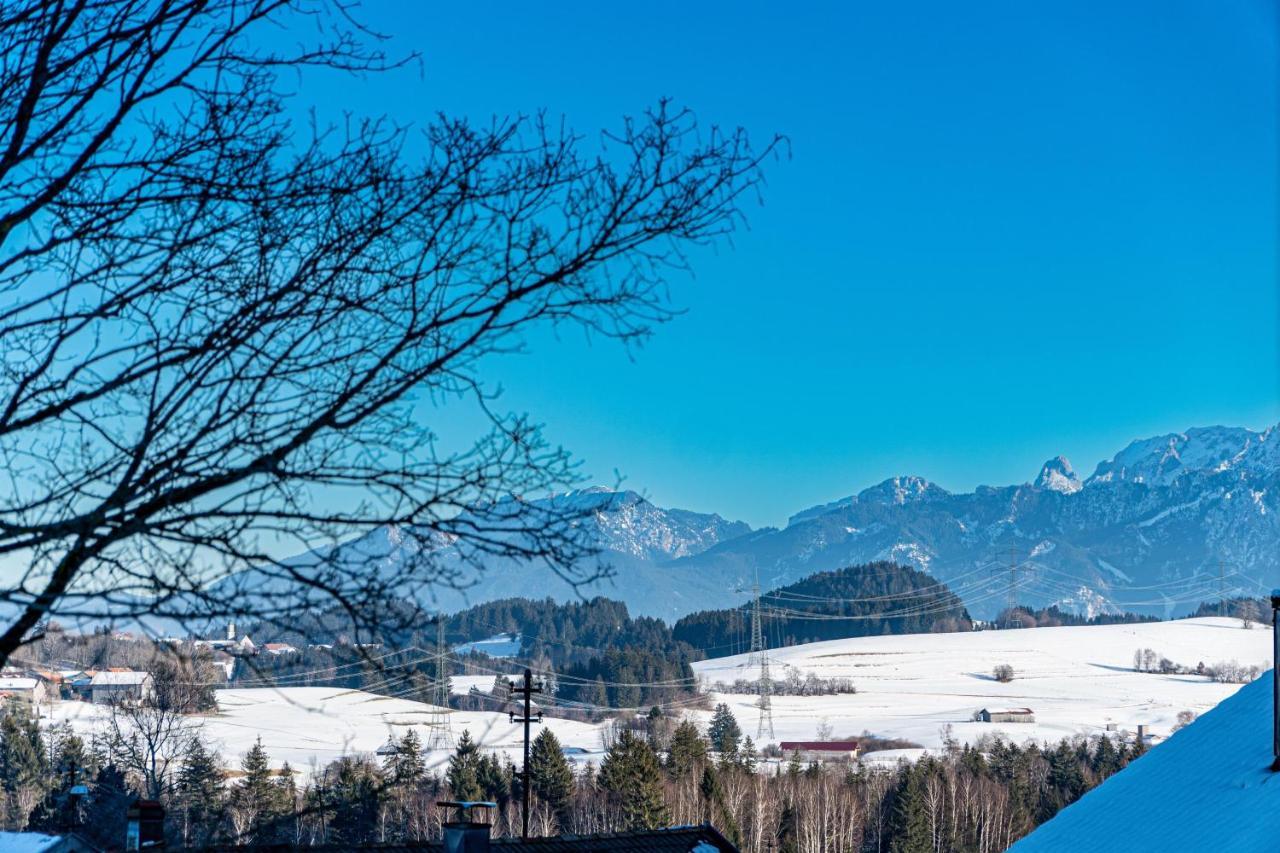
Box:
(125, 799), (165, 850)
(1270, 591), (1280, 770)
(439, 801), (495, 853)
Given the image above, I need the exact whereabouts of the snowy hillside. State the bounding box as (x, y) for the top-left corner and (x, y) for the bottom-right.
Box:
(48, 687), (606, 780)
(42, 619), (1274, 779)
(693, 617), (1273, 750)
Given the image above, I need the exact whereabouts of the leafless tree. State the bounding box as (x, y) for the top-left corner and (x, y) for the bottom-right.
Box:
(103, 677), (194, 799)
(0, 0), (778, 665)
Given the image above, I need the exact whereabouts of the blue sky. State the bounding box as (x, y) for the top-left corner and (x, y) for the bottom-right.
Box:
(313, 1), (1277, 528)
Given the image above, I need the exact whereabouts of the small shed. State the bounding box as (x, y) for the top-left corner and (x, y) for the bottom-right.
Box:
(977, 707), (1035, 723)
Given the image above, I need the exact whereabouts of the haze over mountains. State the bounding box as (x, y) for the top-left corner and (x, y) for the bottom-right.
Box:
(279, 424), (1280, 620)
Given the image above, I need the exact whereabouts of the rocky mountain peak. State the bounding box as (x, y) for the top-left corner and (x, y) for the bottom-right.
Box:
(1035, 456), (1082, 494)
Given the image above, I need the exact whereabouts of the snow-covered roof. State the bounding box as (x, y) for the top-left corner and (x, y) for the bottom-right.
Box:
(1011, 671), (1279, 853)
(89, 671), (151, 686)
(0, 831), (64, 852)
(0, 677), (38, 690)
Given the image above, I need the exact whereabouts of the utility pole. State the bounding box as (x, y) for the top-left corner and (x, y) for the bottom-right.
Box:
(508, 668), (543, 840)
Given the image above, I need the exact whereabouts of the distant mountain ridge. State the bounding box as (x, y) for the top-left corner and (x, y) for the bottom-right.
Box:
(256, 423), (1280, 621)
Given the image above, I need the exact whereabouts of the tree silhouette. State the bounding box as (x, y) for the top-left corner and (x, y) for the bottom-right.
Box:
(0, 0), (777, 665)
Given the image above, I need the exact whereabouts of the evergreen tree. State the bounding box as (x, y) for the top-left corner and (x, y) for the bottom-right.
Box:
(177, 737), (225, 846)
(1091, 734), (1120, 777)
(739, 736), (758, 773)
(323, 756), (384, 845)
(528, 729), (573, 823)
(599, 729), (669, 830)
(586, 677), (609, 710)
(777, 800), (798, 853)
(391, 730), (426, 785)
(446, 731), (483, 801)
(666, 720), (708, 778)
(706, 704), (741, 755)
(0, 704), (49, 827)
(230, 738), (287, 843)
(478, 753), (515, 807)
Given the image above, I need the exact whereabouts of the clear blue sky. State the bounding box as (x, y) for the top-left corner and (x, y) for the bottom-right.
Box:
(313, 1), (1278, 528)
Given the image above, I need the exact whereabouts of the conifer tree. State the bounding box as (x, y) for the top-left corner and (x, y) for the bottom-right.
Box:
(528, 729), (574, 824)
(586, 677), (609, 711)
(739, 736), (758, 773)
(707, 704), (742, 755)
(177, 737), (225, 846)
(323, 756), (384, 845)
(392, 730), (426, 785)
(0, 705), (49, 827)
(446, 731), (484, 801)
(230, 738), (287, 843)
(666, 720), (708, 778)
(599, 729), (669, 831)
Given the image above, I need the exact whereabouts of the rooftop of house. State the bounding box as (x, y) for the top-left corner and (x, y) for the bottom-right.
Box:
(981, 707), (1034, 714)
(1010, 671), (1278, 852)
(0, 677), (39, 690)
(779, 741), (860, 751)
(89, 671), (151, 686)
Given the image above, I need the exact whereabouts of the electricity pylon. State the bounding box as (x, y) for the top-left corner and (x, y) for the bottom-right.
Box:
(425, 617), (455, 749)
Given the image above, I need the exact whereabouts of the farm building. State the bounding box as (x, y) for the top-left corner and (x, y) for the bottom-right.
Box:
(779, 741), (861, 761)
(0, 677), (46, 707)
(975, 707), (1035, 723)
(89, 671), (152, 705)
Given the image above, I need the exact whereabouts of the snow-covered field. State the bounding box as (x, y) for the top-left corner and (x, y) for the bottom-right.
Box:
(693, 617), (1274, 750)
(47, 686), (604, 778)
(42, 618), (1273, 777)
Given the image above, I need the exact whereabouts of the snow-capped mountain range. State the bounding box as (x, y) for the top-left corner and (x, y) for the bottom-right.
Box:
(279, 424), (1280, 620)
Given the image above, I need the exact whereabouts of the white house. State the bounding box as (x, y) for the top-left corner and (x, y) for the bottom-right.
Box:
(89, 671), (153, 705)
(0, 677), (46, 707)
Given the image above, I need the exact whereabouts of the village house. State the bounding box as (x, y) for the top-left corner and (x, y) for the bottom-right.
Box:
(66, 671), (96, 700)
(26, 669), (66, 700)
(262, 642), (298, 656)
(89, 671), (152, 705)
(975, 707), (1035, 723)
(0, 676), (46, 707)
(779, 740), (861, 762)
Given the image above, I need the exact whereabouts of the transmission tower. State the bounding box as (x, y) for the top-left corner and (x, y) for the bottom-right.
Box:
(991, 548), (1032, 628)
(425, 617), (455, 750)
(756, 647), (775, 740)
(747, 581), (764, 666)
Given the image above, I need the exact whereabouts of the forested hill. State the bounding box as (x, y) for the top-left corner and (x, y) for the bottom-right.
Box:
(672, 561), (972, 655)
(449, 596), (694, 667)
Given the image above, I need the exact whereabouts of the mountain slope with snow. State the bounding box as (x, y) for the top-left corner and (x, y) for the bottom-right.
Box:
(214, 423), (1280, 622)
(672, 424), (1280, 619)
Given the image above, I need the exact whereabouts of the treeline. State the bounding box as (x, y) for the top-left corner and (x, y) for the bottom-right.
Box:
(6, 695), (1142, 852)
(673, 562), (973, 655)
(1187, 597), (1274, 625)
(997, 605), (1159, 629)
